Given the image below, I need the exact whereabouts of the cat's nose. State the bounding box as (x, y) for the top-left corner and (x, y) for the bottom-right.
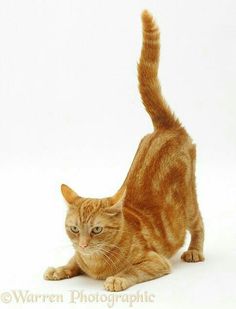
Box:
(79, 242), (88, 248)
(79, 236), (89, 248)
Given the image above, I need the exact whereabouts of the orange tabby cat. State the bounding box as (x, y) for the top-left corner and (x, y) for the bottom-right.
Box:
(44, 10), (205, 291)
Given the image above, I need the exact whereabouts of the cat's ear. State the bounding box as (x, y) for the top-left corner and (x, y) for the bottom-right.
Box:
(105, 190), (126, 217)
(61, 184), (81, 205)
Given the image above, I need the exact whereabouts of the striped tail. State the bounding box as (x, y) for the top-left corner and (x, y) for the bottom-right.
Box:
(138, 10), (181, 130)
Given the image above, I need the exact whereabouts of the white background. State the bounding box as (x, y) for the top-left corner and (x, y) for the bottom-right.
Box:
(0, 0), (235, 308)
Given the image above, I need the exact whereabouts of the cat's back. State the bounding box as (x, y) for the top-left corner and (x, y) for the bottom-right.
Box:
(125, 127), (193, 199)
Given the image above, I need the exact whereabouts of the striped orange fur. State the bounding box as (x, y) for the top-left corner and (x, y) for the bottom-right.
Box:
(44, 10), (205, 292)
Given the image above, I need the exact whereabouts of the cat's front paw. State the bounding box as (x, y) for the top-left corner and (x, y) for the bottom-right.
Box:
(44, 266), (74, 280)
(104, 276), (130, 292)
(181, 249), (205, 262)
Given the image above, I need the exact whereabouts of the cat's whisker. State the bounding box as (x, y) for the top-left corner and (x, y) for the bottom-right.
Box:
(95, 248), (118, 271)
(102, 243), (134, 268)
(88, 244), (120, 266)
(95, 245), (132, 269)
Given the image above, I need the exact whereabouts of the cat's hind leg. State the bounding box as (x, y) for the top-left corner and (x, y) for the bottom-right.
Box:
(181, 211), (205, 262)
(181, 146), (205, 262)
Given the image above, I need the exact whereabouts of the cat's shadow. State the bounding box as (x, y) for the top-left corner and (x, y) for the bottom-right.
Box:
(43, 274), (105, 290)
(169, 252), (186, 269)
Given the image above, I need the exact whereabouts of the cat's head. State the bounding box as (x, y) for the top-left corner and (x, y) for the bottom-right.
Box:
(61, 184), (125, 256)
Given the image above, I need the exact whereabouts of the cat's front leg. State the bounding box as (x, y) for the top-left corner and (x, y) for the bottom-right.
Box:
(104, 252), (171, 292)
(44, 256), (82, 280)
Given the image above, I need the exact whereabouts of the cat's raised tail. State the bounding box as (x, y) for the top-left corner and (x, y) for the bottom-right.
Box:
(138, 10), (181, 131)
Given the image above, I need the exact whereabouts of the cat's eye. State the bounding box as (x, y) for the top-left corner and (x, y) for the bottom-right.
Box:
(70, 226), (80, 233)
(91, 226), (103, 235)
